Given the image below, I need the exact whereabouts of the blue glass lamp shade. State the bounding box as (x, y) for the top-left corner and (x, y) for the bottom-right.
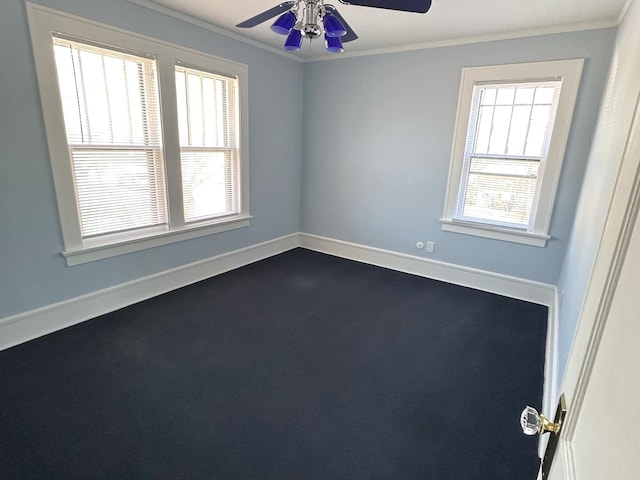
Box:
(271, 11), (297, 35)
(325, 34), (344, 53)
(323, 13), (347, 37)
(284, 29), (303, 51)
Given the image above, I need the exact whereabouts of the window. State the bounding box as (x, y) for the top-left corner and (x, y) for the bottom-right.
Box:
(175, 65), (240, 223)
(53, 38), (167, 239)
(441, 60), (583, 247)
(28, 5), (249, 265)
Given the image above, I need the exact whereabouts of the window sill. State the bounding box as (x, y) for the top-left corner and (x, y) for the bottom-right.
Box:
(62, 215), (252, 266)
(440, 218), (550, 247)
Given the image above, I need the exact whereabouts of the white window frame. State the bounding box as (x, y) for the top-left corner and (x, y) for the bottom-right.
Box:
(27, 3), (250, 266)
(441, 60), (583, 247)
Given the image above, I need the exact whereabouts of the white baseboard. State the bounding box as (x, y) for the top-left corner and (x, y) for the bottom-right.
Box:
(549, 289), (560, 413)
(0, 233), (299, 351)
(1, 230), (560, 429)
(299, 233), (559, 460)
(561, 437), (577, 480)
(299, 233), (555, 305)
(540, 286), (560, 457)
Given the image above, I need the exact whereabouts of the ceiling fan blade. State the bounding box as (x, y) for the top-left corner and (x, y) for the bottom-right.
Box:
(325, 5), (359, 42)
(338, 0), (432, 14)
(236, 2), (296, 28)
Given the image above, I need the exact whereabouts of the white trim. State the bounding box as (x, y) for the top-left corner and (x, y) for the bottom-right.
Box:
(540, 286), (560, 458)
(440, 219), (550, 247)
(562, 80), (640, 439)
(124, 0), (302, 62)
(299, 233), (558, 460)
(63, 216), (252, 266)
(562, 437), (577, 480)
(1, 232), (558, 361)
(618, 0), (634, 24)
(547, 287), (560, 419)
(0, 234), (299, 352)
(299, 233), (555, 306)
(26, 4), (252, 80)
(27, 3), (252, 265)
(104, 0), (617, 64)
(66, 0), (615, 64)
(305, 20), (617, 62)
(441, 59), (584, 246)
(552, 12), (640, 475)
(122, 0), (617, 63)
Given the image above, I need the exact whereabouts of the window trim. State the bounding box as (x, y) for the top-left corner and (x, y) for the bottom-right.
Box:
(441, 59), (584, 247)
(27, 3), (250, 266)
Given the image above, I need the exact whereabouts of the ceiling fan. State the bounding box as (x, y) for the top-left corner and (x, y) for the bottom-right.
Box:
(236, 0), (433, 53)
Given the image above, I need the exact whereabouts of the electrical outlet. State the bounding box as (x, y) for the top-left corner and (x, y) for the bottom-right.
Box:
(426, 241), (435, 253)
(416, 241), (425, 250)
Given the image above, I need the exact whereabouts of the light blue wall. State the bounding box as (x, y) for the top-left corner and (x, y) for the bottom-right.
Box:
(556, 0), (640, 382)
(0, 0), (618, 322)
(301, 30), (615, 284)
(0, 0), (303, 317)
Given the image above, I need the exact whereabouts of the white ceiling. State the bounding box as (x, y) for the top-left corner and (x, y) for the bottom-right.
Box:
(138, 0), (627, 59)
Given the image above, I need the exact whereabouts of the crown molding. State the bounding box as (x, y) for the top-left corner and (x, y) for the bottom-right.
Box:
(126, 1), (618, 63)
(125, 0), (303, 62)
(619, 0), (634, 24)
(306, 19), (618, 62)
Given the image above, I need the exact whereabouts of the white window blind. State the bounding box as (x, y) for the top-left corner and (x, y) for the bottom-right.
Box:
(458, 81), (561, 229)
(53, 37), (167, 238)
(175, 65), (240, 223)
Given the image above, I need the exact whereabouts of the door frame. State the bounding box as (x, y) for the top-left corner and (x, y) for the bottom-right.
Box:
(553, 90), (640, 479)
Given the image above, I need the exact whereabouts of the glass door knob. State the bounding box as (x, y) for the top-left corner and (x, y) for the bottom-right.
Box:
(520, 405), (561, 435)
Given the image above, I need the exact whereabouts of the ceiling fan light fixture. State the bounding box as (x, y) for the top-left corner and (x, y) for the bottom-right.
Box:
(238, 0), (432, 54)
(324, 34), (344, 53)
(271, 11), (297, 35)
(322, 13), (347, 38)
(284, 28), (304, 50)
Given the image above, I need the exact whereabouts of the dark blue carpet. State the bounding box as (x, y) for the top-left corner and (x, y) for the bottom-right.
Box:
(0, 248), (545, 479)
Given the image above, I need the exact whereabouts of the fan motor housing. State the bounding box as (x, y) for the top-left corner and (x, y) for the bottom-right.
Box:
(301, 23), (322, 38)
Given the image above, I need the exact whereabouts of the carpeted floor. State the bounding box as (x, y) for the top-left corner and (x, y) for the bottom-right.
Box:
(0, 248), (546, 479)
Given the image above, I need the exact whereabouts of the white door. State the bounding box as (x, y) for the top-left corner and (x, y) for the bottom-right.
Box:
(543, 0), (640, 477)
(546, 67), (640, 480)
(546, 129), (640, 478)
(569, 190), (640, 478)
(550, 204), (640, 480)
